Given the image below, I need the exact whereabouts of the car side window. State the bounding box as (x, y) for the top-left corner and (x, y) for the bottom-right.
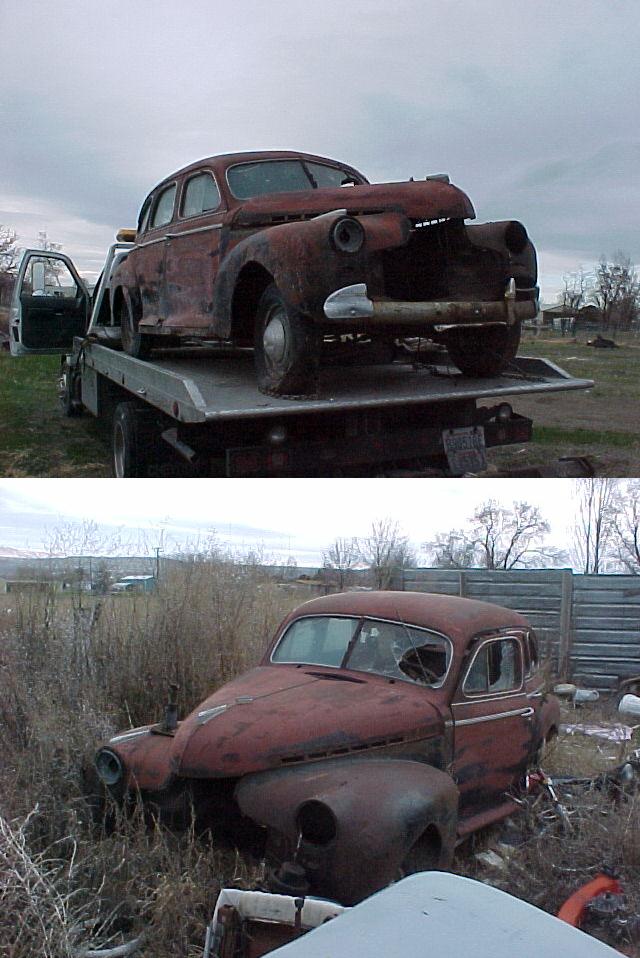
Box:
(138, 196), (152, 234)
(464, 638), (522, 696)
(527, 631), (540, 675)
(181, 172), (222, 217)
(150, 184), (177, 229)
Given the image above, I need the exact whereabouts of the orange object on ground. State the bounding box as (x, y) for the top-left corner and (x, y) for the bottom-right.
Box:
(557, 874), (623, 927)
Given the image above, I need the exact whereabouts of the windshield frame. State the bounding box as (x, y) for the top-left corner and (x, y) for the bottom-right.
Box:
(225, 158), (366, 200)
(270, 613), (454, 689)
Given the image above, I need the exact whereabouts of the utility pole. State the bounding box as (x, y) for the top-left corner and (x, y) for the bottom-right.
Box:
(155, 547), (162, 583)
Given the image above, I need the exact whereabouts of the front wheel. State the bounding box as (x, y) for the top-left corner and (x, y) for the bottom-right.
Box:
(254, 284), (318, 395)
(444, 320), (521, 378)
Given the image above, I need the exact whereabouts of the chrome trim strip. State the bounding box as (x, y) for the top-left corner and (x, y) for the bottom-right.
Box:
(165, 223), (223, 238)
(454, 706), (532, 727)
(110, 728), (149, 743)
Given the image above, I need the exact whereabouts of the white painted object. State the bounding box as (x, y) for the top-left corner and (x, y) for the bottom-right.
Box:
(554, 683), (577, 698)
(573, 688), (600, 704)
(266, 872), (620, 958)
(619, 693), (640, 718)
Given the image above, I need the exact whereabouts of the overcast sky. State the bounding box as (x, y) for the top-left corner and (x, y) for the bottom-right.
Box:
(2, 0), (639, 302)
(0, 477), (582, 563)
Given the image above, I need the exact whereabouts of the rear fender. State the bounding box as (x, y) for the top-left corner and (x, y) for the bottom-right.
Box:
(234, 756), (459, 903)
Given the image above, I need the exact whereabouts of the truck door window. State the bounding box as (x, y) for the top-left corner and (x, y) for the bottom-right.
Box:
(464, 638), (522, 695)
(150, 184), (177, 229)
(23, 257), (79, 299)
(181, 172), (221, 217)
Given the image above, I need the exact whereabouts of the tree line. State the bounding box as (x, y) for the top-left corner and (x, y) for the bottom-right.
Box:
(322, 479), (640, 589)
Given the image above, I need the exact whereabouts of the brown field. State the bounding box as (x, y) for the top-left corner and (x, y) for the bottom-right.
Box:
(1, 564), (638, 956)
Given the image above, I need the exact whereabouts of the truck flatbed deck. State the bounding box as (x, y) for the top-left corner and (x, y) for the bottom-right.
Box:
(79, 341), (592, 423)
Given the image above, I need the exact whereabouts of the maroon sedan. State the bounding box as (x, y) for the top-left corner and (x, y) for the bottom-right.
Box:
(111, 151), (538, 394)
(95, 592), (558, 903)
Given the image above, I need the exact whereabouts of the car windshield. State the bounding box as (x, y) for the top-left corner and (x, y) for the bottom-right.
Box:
(226, 160), (362, 199)
(271, 615), (451, 686)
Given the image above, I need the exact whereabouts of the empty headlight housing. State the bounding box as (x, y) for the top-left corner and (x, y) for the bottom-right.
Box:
(95, 748), (124, 786)
(330, 217), (365, 253)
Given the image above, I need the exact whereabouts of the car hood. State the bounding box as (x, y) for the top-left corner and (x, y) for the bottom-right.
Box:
(170, 665), (444, 779)
(232, 180), (475, 226)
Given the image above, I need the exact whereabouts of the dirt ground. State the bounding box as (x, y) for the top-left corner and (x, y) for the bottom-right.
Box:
(0, 329), (638, 477)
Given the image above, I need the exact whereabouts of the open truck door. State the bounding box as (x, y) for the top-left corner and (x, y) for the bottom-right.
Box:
(9, 250), (90, 356)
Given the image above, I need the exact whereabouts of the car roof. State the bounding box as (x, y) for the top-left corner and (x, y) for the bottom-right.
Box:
(153, 151), (367, 188)
(277, 591), (529, 652)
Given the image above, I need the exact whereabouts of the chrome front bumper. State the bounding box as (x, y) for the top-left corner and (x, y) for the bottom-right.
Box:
(323, 280), (537, 328)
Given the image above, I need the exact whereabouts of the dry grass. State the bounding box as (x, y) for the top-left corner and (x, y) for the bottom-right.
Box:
(3, 560), (639, 955)
(0, 549), (299, 958)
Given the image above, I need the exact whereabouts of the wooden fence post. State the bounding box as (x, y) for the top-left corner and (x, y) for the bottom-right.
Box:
(558, 570), (574, 679)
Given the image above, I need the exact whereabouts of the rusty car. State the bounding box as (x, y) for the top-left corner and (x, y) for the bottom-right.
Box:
(110, 150), (539, 394)
(94, 591), (558, 904)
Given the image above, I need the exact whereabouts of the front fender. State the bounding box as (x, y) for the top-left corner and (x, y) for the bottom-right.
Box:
(234, 756), (459, 903)
(212, 211), (410, 337)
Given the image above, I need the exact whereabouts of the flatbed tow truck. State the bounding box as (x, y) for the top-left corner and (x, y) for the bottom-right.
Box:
(9, 244), (594, 478)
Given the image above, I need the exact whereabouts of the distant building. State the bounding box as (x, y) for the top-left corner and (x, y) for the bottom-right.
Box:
(0, 577), (56, 594)
(111, 574), (156, 594)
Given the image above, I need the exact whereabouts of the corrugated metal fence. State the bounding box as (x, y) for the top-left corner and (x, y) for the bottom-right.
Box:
(395, 568), (640, 689)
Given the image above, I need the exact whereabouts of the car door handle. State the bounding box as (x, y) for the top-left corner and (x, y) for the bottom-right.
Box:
(521, 707), (535, 719)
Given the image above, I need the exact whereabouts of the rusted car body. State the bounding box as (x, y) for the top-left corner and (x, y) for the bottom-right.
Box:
(111, 151), (538, 394)
(95, 592), (558, 904)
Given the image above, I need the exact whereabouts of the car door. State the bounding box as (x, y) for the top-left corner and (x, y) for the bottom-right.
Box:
(9, 250), (90, 355)
(450, 634), (533, 821)
(162, 170), (225, 332)
(132, 182), (177, 327)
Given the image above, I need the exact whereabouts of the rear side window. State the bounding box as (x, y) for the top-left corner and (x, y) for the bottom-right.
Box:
(150, 184), (176, 228)
(181, 172), (221, 217)
(464, 638), (522, 695)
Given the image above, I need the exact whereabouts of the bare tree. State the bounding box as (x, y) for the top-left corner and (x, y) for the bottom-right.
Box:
(611, 480), (640, 574)
(424, 500), (564, 570)
(561, 267), (588, 336)
(572, 478), (618, 573)
(358, 518), (416, 590)
(591, 252), (640, 335)
(0, 225), (19, 273)
(424, 529), (477, 569)
(322, 536), (359, 591)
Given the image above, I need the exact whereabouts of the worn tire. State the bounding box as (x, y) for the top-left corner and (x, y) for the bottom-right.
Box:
(112, 401), (157, 477)
(254, 283), (318, 395)
(61, 361), (82, 417)
(119, 293), (152, 360)
(444, 320), (521, 377)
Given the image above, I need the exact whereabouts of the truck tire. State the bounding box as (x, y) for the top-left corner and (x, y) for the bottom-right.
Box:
(61, 360), (82, 417)
(119, 294), (152, 361)
(112, 402), (156, 477)
(444, 320), (521, 378)
(254, 283), (318, 395)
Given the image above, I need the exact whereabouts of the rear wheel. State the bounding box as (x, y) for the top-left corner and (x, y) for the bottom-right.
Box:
(444, 320), (521, 377)
(119, 294), (152, 360)
(112, 401), (158, 477)
(254, 283), (318, 395)
(61, 360), (82, 417)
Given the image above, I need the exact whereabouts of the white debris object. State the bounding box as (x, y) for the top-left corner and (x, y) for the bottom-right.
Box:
(573, 689), (600, 704)
(619, 694), (640, 718)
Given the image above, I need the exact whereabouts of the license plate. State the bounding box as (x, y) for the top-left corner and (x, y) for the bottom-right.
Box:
(442, 426), (487, 475)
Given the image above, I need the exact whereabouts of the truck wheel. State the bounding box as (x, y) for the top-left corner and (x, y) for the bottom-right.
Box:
(61, 361), (82, 417)
(444, 320), (521, 377)
(254, 283), (318, 395)
(119, 295), (152, 360)
(112, 402), (155, 477)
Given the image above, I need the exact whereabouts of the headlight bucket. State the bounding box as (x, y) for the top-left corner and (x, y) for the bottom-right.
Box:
(330, 217), (365, 254)
(95, 747), (124, 786)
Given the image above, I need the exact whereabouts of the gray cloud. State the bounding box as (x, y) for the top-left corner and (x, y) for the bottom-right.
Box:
(1, 0), (639, 295)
